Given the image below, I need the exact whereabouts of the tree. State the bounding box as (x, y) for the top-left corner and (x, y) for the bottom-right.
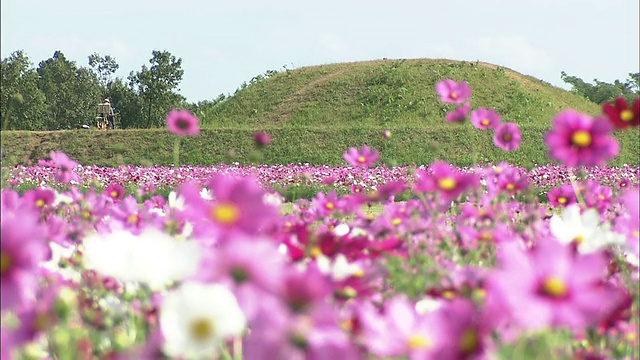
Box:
(1, 51), (47, 130)
(561, 71), (639, 105)
(37, 51), (102, 129)
(88, 53), (119, 96)
(128, 50), (186, 128)
(105, 78), (144, 129)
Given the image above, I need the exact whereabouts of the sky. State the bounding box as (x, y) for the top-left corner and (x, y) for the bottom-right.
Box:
(2, 0), (639, 103)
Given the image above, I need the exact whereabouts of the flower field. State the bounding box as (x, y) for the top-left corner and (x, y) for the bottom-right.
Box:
(1, 82), (639, 359)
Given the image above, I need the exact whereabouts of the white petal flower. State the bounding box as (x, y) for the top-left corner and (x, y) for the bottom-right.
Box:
(549, 204), (625, 254)
(160, 282), (246, 359)
(168, 191), (185, 210)
(82, 227), (202, 289)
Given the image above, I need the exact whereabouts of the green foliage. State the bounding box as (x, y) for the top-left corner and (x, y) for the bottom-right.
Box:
(127, 50), (187, 128)
(0, 50), (47, 130)
(560, 71), (639, 104)
(2, 126), (638, 169)
(36, 51), (102, 130)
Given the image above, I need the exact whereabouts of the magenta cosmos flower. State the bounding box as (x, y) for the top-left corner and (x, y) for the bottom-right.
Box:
(545, 110), (620, 167)
(414, 161), (479, 203)
(49, 151), (80, 184)
(445, 103), (471, 122)
(254, 132), (271, 147)
(166, 109), (200, 136)
(435, 79), (472, 104)
(343, 145), (379, 168)
(1, 200), (48, 310)
(493, 122), (521, 151)
(486, 239), (625, 331)
(470, 108), (501, 130)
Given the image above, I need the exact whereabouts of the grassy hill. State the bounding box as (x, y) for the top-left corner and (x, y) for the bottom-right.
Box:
(1, 58), (638, 168)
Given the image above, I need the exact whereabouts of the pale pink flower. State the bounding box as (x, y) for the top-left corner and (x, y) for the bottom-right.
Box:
(435, 79), (472, 104)
(470, 108), (501, 130)
(343, 145), (379, 168)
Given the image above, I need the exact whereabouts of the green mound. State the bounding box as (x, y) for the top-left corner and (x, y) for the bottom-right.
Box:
(2, 59), (638, 168)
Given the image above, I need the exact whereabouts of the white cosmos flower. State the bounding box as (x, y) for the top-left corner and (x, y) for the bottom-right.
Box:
(549, 204), (626, 254)
(200, 187), (213, 200)
(168, 191), (185, 211)
(82, 227), (202, 289)
(316, 254), (364, 282)
(160, 282), (246, 359)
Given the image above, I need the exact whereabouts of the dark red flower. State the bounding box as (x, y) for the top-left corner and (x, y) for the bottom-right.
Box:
(602, 97), (639, 129)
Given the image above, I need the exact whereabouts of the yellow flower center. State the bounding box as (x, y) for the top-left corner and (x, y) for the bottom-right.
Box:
(472, 288), (486, 300)
(438, 177), (457, 191)
(35, 199), (45, 207)
(127, 215), (139, 224)
(82, 210), (91, 219)
(407, 334), (431, 350)
(506, 183), (515, 191)
(1, 251), (12, 275)
(620, 109), (634, 122)
(459, 329), (480, 354)
(442, 290), (456, 299)
(541, 276), (568, 298)
(190, 318), (215, 341)
(357, 156), (367, 163)
(480, 232), (493, 242)
(481, 119), (490, 126)
(110, 190), (119, 198)
(571, 130), (592, 147)
(503, 133), (511, 141)
(558, 197), (567, 204)
(212, 203), (240, 225)
(341, 286), (358, 298)
(450, 92), (458, 100)
(309, 246), (322, 258)
(633, 230), (639, 238)
(325, 202), (335, 210)
(392, 218), (402, 226)
(573, 235), (585, 244)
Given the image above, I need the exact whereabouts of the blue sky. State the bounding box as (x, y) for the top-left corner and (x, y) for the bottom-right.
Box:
(2, 0), (638, 103)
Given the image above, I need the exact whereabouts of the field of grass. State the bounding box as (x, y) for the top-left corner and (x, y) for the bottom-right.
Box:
(1, 58), (638, 168)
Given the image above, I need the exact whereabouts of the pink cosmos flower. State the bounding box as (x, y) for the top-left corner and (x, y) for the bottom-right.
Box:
(470, 108), (501, 130)
(1, 201), (48, 310)
(414, 161), (479, 203)
(493, 122), (521, 151)
(445, 103), (471, 122)
(545, 110), (620, 167)
(547, 184), (577, 208)
(360, 296), (440, 359)
(382, 130), (392, 139)
(178, 175), (279, 242)
(343, 145), (379, 168)
(166, 109), (200, 136)
(104, 183), (125, 200)
(254, 132), (271, 147)
(435, 79), (472, 104)
(23, 188), (55, 210)
(486, 239), (625, 331)
(49, 151), (80, 184)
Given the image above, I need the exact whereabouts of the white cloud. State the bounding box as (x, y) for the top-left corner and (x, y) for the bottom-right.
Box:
(474, 35), (553, 73)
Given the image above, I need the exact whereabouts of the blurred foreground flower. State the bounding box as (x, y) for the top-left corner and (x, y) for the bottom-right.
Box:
(602, 97), (639, 129)
(82, 227), (202, 289)
(435, 79), (472, 104)
(254, 131), (271, 147)
(445, 103), (471, 122)
(166, 109), (200, 136)
(545, 110), (619, 167)
(470, 108), (501, 130)
(343, 145), (379, 168)
(160, 282), (246, 359)
(493, 122), (522, 151)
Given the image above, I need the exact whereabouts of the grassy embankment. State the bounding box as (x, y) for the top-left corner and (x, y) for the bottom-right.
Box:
(1, 59), (638, 168)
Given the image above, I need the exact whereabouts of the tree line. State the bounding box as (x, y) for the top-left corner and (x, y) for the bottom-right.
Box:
(2, 49), (638, 131)
(0, 49), (220, 131)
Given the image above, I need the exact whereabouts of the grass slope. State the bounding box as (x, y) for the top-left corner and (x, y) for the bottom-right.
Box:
(2, 58), (638, 168)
